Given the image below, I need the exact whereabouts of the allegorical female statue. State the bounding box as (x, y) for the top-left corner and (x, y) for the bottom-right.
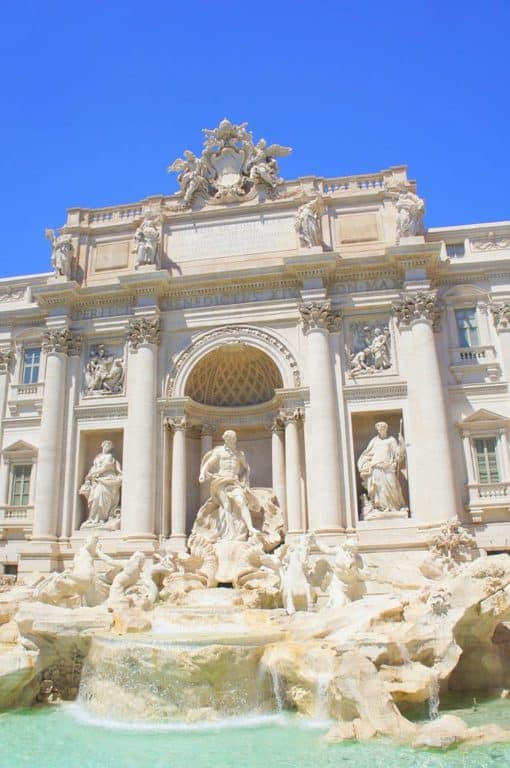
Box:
(357, 421), (408, 520)
(80, 440), (122, 530)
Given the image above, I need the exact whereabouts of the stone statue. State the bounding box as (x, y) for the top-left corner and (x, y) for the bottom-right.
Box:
(168, 119), (292, 206)
(395, 190), (425, 238)
(167, 150), (210, 207)
(188, 430), (284, 583)
(84, 345), (124, 395)
(314, 538), (365, 608)
(247, 138), (291, 191)
(198, 429), (256, 540)
(33, 535), (121, 608)
(79, 440), (122, 530)
(295, 196), (324, 248)
(45, 229), (73, 278)
(420, 518), (477, 579)
(132, 213), (161, 269)
(347, 324), (391, 376)
(357, 422), (408, 520)
(107, 551), (157, 610)
(278, 533), (316, 614)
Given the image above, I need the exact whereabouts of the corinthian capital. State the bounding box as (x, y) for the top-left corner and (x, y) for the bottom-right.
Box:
(299, 301), (341, 334)
(392, 292), (441, 331)
(127, 316), (161, 350)
(42, 328), (82, 355)
(166, 416), (189, 432)
(0, 345), (15, 374)
(490, 303), (510, 331)
(279, 407), (304, 425)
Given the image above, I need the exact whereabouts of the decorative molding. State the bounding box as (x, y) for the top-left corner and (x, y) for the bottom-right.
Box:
(392, 292), (441, 331)
(42, 328), (82, 356)
(0, 288), (25, 303)
(299, 301), (341, 333)
(167, 325), (301, 396)
(74, 403), (128, 421)
(72, 298), (135, 321)
(127, 317), (161, 350)
(471, 234), (510, 251)
(0, 345), (15, 374)
(344, 383), (408, 403)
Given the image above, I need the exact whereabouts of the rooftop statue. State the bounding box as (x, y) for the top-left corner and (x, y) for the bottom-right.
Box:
(168, 118), (292, 207)
(132, 212), (161, 269)
(45, 228), (74, 278)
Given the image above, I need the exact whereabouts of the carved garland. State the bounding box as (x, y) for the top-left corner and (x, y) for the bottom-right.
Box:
(167, 326), (301, 397)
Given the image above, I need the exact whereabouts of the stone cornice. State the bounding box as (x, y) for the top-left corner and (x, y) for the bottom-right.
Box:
(31, 280), (81, 309)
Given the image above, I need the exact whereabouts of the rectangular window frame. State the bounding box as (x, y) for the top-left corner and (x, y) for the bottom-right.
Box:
(446, 243), (465, 259)
(473, 437), (500, 484)
(21, 347), (41, 385)
(455, 307), (480, 349)
(9, 464), (33, 507)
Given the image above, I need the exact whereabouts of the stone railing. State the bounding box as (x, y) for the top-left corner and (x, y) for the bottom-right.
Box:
(0, 505), (34, 535)
(9, 382), (44, 400)
(449, 345), (500, 384)
(468, 482), (510, 500)
(88, 206), (143, 225)
(320, 173), (386, 195)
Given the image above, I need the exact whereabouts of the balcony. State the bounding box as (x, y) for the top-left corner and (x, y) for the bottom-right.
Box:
(7, 382), (44, 417)
(0, 505), (34, 537)
(466, 482), (510, 523)
(449, 345), (501, 384)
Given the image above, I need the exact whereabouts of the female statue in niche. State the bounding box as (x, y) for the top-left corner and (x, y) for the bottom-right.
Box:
(80, 440), (122, 530)
(357, 421), (408, 520)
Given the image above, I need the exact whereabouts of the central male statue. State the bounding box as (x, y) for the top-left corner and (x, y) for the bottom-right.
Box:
(198, 430), (257, 541)
(189, 429), (284, 584)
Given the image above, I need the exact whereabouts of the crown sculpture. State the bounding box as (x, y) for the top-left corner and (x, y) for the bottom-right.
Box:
(168, 118), (292, 208)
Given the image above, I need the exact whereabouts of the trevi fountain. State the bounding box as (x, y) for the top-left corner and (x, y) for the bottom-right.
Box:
(2, 120), (510, 765)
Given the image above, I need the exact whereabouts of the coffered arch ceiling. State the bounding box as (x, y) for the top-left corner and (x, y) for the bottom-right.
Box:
(185, 344), (283, 407)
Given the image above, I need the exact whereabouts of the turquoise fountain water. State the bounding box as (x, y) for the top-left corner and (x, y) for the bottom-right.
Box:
(2, 701), (510, 768)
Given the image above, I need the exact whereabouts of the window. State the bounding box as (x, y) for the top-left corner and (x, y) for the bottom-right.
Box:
(22, 348), (40, 384)
(9, 465), (32, 506)
(474, 438), (500, 484)
(446, 243), (465, 259)
(455, 308), (480, 348)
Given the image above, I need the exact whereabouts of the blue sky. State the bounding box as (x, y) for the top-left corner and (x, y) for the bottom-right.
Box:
(1, 0), (509, 278)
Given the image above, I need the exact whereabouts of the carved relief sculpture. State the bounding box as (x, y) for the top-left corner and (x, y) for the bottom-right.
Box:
(45, 228), (74, 278)
(132, 212), (161, 269)
(188, 429), (284, 583)
(295, 196), (325, 248)
(79, 440), (122, 530)
(168, 118), (292, 207)
(346, 322), (391, 376)
(84, 344), (125, 395)
(357, 421), (408, 520)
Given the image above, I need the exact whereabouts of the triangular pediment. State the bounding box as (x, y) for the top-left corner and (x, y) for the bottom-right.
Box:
(458, 408), (509, 431)
(2, 440), (38, 458)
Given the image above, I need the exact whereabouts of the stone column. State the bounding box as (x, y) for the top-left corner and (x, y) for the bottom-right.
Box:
(393, 292), (457, 522)
(299, 302), (343, 531)
(0, 346), (15, 507)
(33, 329), (80, 539)
(200, 424), (215, 505)
(168, 416), (188, 547)
(121, 316), (160, 543)
(60, 352), (81, 539)
(280, 408), (303, 534)
(271, 417), (287, 523)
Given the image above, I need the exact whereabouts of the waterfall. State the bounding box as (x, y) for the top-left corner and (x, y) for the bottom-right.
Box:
(314, 672), (332, 720)
(270, 667), (284, 713)
(428, 674), (440, 720)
